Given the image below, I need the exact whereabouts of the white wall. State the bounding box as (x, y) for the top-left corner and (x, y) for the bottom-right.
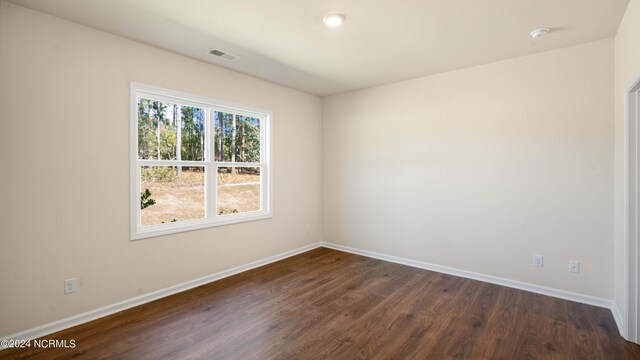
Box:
(323, 39), (615, 299)
(614, 0), (640, 323)
(0, 2), (322, 336)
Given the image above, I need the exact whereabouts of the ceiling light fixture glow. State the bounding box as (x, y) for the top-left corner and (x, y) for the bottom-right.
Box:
(530, 28), (550, 39)
(323, 14), (345, 28)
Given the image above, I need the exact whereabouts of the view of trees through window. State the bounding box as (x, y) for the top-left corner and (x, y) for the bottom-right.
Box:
(137, 97), (262, 226)
(138, 99), (206, 161)
(213, 111), (261, 163)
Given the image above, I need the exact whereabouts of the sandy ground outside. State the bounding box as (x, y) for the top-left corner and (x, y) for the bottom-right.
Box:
(141, 169), (260, 225)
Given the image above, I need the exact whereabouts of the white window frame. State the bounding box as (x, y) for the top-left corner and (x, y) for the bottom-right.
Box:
(130, 82), (272, 240)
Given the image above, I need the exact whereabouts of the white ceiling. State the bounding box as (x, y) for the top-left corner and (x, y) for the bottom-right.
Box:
(8, 0), (630, 96)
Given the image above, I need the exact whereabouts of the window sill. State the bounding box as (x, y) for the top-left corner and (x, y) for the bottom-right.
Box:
(130, 212), (273, 241)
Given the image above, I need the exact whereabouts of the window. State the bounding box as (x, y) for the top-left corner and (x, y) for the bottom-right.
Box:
(130, 83), (271, 240)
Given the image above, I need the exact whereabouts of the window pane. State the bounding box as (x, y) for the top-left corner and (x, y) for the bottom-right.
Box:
(140, 166), (205, 225)
(217, 167), (261, 215)
(179, 106), (206, 161)
(137, 98), (205, 161)
(214, 112), (261, 163)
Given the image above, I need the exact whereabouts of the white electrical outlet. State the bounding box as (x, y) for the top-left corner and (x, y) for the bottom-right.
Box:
(569, 261), (580, 273)
(64, 278), (77, 295)
(533, 255), (543, 268)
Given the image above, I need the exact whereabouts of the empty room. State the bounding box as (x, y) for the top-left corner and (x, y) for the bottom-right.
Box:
(2, 0), (640, 358)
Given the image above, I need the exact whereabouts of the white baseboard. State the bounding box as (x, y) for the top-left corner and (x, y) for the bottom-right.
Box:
(321, 242), (615, 309)
(1, 242), (322, 344)
(611, 302), (626, 339)
(2, 240), (626, 346)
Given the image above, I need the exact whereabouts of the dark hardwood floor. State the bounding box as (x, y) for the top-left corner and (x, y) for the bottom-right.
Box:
(1, 247), (639, 359)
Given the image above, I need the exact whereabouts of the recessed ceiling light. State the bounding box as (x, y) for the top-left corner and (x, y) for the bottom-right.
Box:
(323, 14), (345, 28)
(530, 28), (550, 39)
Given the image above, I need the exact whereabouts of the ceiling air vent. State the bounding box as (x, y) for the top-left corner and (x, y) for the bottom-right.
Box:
(208, 48), (238, 61)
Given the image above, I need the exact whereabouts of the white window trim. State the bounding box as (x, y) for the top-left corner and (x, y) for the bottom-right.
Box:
(129, 82), (272, 240)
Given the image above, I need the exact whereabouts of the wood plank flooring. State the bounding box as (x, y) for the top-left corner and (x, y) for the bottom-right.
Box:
(1, 247), (639, 359)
